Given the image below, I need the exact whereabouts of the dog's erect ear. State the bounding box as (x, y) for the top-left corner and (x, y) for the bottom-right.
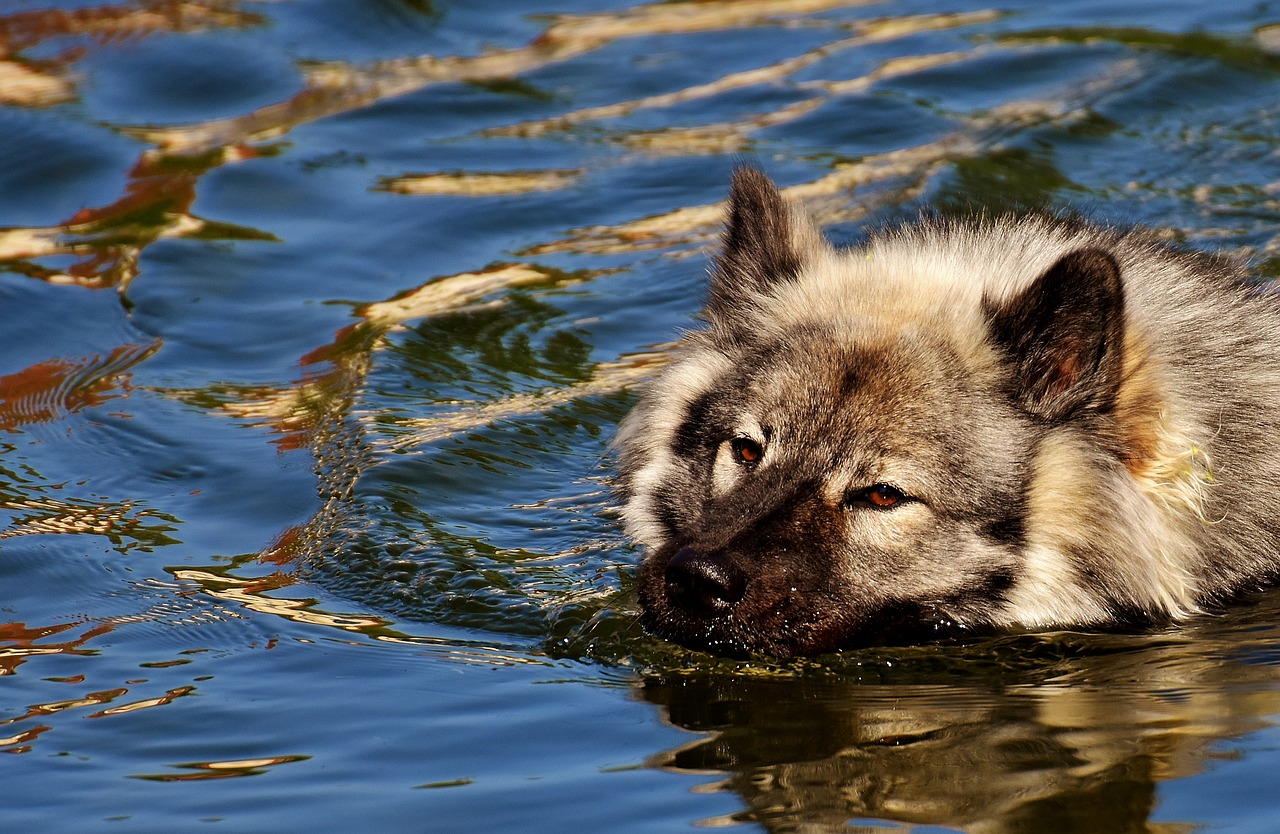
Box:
(986, 248), (1126, 421)
(706, 167), (823, 322)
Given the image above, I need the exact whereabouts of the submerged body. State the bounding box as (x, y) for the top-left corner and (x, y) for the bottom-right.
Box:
(616, 167), (1280, 658)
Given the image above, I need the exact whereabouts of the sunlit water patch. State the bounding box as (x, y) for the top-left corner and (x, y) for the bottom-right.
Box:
(4, 1), (1280, 832)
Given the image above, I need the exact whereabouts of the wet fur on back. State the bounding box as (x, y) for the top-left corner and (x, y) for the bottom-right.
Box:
(615, 166), (1280, 658)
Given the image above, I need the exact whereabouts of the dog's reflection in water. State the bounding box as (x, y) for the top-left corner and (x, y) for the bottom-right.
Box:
(637, 614), (1280, 833)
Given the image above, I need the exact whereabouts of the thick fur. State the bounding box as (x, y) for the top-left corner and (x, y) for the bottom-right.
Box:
(615, 166), (1280, 658)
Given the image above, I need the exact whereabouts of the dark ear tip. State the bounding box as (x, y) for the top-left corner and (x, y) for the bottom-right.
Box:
(1054, 247), (1121, 286)
(731, 164), (772, 188)
(729, 165), (783, 202)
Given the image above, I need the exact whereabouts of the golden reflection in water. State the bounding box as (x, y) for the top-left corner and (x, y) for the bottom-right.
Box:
(378, 348), (667, 453)
(0, 620), (113, 677)
(484, 12), (999, 146)
(527, 57), (1146, 258)
(166, 557), (543, 667)
(0, 341), (158, 429)
(180, 263), (580, 453)
(128, 0), (886, 157)
(132, 754), (309, 782)
(0, 496), (178, 549)
(171, 568), (390, 633)
(0, 340), (182, 551)
(88, 685), (195, 718)
(0, 146), (275, 293)
(0, 4), (276, 291)
(165, 558), (558, 668)
(0, 3), (265, 107)
(0, 723), (51, 751)
(0, 342), (173, 546)
(0, 0), (1264, 299)
(376, 169), (583, 197)
(0, 619), (201, 754)
(640, 621), (1280, 833)
(156, 259), (613, 596)
(540, 0), (879, 44)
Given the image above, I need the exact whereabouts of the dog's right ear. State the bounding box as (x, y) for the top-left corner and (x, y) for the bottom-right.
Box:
(706, 167), (823, 324)
(985, 248), (1126, 421)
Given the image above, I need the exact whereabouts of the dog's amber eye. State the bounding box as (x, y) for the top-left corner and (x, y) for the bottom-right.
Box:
(849, 484), (907, 509)
(866, 485), (902, 507)
(730, 437), (763, 466)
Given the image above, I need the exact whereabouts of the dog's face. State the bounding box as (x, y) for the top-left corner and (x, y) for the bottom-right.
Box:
(617, 168), (1128, 658)
(632, 326), (1038, 657)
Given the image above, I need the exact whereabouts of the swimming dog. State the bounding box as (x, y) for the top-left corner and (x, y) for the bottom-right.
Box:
(616, 166), (1280, 658)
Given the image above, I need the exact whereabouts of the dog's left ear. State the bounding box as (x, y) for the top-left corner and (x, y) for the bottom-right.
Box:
(986, 248), (1126, 421)
(706, 167), (824, 323)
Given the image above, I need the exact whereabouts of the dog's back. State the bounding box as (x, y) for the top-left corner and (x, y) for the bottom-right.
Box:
(617, 167), (1280, 657)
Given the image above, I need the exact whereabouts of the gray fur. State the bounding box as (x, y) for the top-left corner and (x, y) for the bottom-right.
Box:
(615, 167), (1280, 658)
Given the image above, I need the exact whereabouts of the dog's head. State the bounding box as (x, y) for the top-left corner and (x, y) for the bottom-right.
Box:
(616, 168), (1131, 658)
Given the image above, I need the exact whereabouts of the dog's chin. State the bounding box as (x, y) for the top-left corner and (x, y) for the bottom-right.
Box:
(638, 610), (761, 660)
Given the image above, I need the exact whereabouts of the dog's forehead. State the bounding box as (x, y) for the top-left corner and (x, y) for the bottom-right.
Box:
(720, 328), (1006, 501)
(727, 328), (980, 458)
(745, 328), (954, 408)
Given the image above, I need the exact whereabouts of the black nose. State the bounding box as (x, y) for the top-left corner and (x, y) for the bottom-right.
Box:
(664, 548), (747, 616)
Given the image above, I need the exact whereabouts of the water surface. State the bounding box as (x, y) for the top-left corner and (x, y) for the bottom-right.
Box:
(4, 1), (1280, 831)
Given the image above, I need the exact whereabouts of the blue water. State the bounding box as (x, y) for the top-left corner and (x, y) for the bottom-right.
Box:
(4, 1), (1280, 831)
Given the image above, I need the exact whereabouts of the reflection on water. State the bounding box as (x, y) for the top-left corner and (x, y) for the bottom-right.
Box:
(642, 605), (1280, 832)
(0, 4), (266, 108)
(1, 0), (1280, 830)
(0, 341), (157, 429)
(133, 754), (310, 782)
(0, 617), (199, 753)
(0, 620), (112, 678)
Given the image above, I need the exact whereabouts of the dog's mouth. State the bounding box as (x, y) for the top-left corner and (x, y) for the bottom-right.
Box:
(636, 545), (967, 659)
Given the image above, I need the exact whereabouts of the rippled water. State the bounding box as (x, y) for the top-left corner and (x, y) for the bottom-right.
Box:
(5, 1), (1280, 831)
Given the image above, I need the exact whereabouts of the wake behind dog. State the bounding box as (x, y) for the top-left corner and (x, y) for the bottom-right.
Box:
(616, 166), (1280, 659)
